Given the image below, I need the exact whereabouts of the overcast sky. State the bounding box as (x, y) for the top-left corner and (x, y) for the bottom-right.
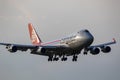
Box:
(0, 0), (120, 80)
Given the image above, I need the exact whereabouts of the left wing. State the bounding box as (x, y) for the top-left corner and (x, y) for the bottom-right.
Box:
(84, 38), (116, 55)
(89, 38), (116, 48)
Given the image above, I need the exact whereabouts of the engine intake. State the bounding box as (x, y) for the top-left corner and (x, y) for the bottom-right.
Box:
(90, 47), (100, 55)
(101, 46), (111, 53)
(6, 45), (17, 53)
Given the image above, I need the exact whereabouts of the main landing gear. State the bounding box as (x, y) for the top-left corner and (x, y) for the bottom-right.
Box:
(61, 56), (67, 61)
(48, 55), (67, 61)
(48, 55), (59, 61)
(48, 56), (53, 61)
(48, 55), (78, 62)
(72, 55), (78, 61)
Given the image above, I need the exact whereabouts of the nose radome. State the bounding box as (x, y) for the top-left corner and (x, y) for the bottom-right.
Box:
(77, 29), (94, 43)
(87, 32), (94, 45)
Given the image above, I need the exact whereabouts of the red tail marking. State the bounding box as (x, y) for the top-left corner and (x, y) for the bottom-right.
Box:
(28, 23), (42, 45)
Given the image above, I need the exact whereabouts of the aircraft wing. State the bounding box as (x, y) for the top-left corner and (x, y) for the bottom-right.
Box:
(0, 42), (36, 51)
(89, 38), (116, 48)
(82, 38), (117, 55)
(0, 42), (68, 55)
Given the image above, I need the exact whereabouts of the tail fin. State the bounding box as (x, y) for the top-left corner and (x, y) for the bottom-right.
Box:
(28, 23), (42, 45)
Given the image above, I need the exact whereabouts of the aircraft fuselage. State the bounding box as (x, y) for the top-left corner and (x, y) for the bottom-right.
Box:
(60, 29), (94, 50)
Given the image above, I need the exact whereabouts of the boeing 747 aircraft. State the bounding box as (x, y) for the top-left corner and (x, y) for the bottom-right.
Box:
(0, 23), (116, 61)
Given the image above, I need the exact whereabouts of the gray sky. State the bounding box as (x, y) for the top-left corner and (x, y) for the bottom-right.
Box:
(0, 0), (120, 80)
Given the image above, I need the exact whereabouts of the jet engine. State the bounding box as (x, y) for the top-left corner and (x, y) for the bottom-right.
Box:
(101, 46), (111, 53)
(90, 47), (100, 55)
(6, 45), (17, 53)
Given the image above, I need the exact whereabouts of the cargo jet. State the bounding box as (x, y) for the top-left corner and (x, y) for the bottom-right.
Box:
(0, 23), (116, 61)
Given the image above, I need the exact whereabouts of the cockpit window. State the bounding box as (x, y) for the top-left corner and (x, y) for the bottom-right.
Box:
(84, 29), (89, 33)
(77, 29), (89, 34)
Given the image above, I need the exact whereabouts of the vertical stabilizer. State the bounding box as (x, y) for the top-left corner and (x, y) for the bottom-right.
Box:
(28, 23), (42, 45)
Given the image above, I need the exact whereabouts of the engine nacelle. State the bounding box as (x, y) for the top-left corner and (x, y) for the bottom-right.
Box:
(90, 47), (100, 55)
(36, 47), (46, 53)
(6, 45), (17, 53)
(101, 46), (111, 53)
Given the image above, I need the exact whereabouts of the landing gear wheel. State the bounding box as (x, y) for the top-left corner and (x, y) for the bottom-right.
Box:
(48, 56), (53, 61)
(48, 58), (52, 61)
(64, 57), (67, 61)
(61, 56), (67, 61)
(61, 57), (67, 61)
(83, 52), (87, 55)
(72, 55), (78, 62)
(72, 58), (77, 61)
(61, 58), (64, 61)
(53, 57), (59, 61)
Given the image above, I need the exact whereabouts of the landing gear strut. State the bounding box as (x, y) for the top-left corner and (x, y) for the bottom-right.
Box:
(72, 55), (78, 61)
(83, 48), (88, 55)
(48, 54), (79, 62)
(83, 52), (88, 55)
(53, 56), (59, 61)
(48, 56), (53, 61)
(61, 55), (67, 61)
(48, 55), (59, 61)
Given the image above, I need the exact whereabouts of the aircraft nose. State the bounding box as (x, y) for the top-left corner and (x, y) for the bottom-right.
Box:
(86, 32), (94, 45)
(81, 30), (94, 45)
(78, 29), (94, 44)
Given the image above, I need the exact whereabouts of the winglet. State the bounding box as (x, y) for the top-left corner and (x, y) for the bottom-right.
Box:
(28, 23), (42, 45)
(113, 38), (116, 43)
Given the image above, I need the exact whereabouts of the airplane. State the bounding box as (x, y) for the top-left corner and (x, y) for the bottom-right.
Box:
(0, 23), (116, 61)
